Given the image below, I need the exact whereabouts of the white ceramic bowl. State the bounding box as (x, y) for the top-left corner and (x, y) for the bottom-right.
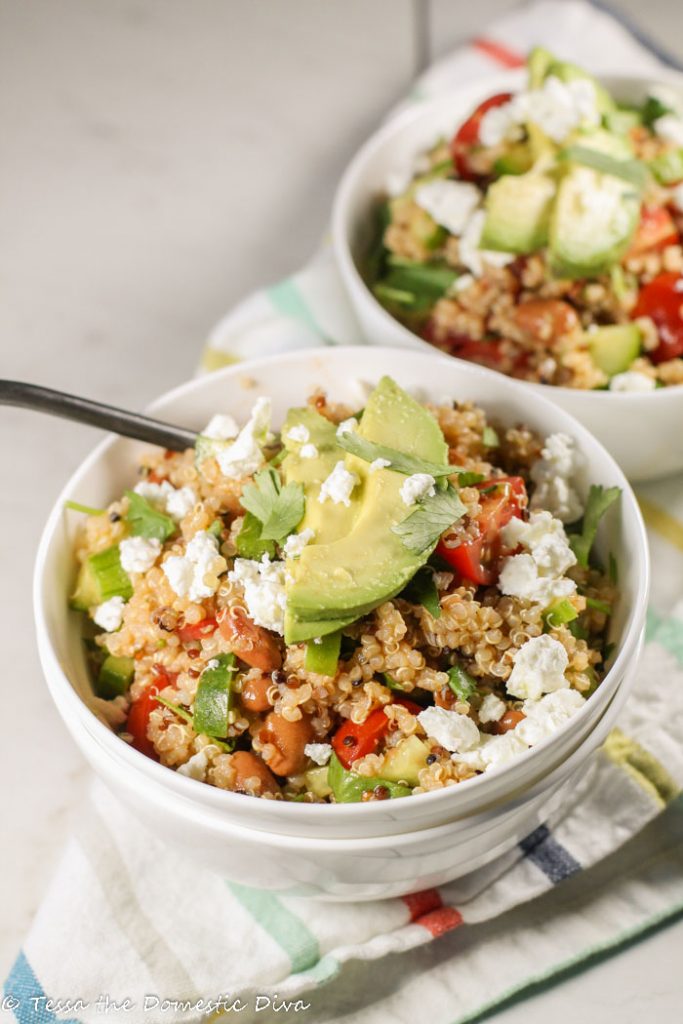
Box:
(34, 347), (649, 898)
(332, 70), (683, 482)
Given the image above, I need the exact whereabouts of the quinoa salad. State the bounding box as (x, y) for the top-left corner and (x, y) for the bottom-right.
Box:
(367, 49), (683, 390)
(70, 376), (620, 803)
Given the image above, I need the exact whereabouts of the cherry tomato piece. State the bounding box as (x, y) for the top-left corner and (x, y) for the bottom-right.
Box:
(126, 666), (177, 759)
(177, 617), (217, 644)
(333, 708), (390, 769)
(632, 271), (683, 363)
(450, 92), (513, 179)
(627, 205), (678, 257)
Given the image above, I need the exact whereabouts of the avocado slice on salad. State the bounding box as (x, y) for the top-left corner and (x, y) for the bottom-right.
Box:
(588, 323), (642, 378)
(285, 377), (449, 642)
(481, 171), (556, 254)
(544, 59), (615, 115)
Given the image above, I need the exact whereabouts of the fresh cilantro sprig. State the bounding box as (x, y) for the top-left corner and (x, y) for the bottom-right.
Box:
(446, 664), (478, 702)
(400, 565), (441, 618)
(337, 431), (461, 479)
(235, 511), (276, 559)
(392, 483), (466, 554)
(239, 467), (305, 543)
(569, 485), (621, 568)
(124, 491), (176, 542)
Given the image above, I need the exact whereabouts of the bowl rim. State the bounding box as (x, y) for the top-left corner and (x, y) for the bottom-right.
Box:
(331, 67), (683, 401)
(33, 346), (650, 824)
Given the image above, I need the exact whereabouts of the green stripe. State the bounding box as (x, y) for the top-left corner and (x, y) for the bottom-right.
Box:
(267, 278), (332, 343)
(228, 883), (319, 973)
(646, 607), (683, 665)
(603, 727), (681, 807)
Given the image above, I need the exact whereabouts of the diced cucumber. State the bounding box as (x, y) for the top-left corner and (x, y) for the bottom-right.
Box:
(327, 753), (412, 803)
(305, 765), (333, 799)
(588, 324), (642, 377)
(604, 108), (643, 135)
(304, 631), (341, 677)
(528, 46), (554, 88)
(70, 545), (133, 611)
(649, 148), (683, 185)
(193, 653), (237, 738)
(97, 655), (135, 699)
(481, 172), (555, 254)
(381, 736), (430, 786)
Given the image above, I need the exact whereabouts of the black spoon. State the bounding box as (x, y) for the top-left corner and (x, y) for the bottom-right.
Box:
(0, 380), (197, 452)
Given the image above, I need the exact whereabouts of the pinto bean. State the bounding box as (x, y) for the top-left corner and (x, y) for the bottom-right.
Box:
(240, 674), (273, 713)
(218, 607), (282, 672)
(230, 751), (279, 795)
(434, 686), (457, 710)
(513, 300), (579, 345)
(494, 709), (525, 734)
(260, 712), (314, 777)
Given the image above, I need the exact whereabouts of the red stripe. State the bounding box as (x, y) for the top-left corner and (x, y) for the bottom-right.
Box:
(402, 888), (443, 921)
(417, 906), (464, 938)
(472, 37), (525, 68)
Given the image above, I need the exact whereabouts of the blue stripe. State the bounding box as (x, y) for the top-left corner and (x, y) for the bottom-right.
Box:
(519, 825), (582, 884)
(589, 0), (683, 70)
(3, 951), (83, 1024)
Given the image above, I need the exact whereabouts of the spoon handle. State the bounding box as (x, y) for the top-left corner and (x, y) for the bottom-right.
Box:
(0, 380), (197, 452)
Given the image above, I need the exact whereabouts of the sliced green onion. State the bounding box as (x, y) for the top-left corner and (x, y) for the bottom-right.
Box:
(155, 695), (194, 725)
(65, 500), (106, 516)
(543, 598), (579, 629)
(446, 663), (478, 702)
(586, 596), (612, 615)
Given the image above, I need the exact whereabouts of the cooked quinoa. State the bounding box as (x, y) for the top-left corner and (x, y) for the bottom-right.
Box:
(72, 378), (619, 803)
(367, 50), (683, 390)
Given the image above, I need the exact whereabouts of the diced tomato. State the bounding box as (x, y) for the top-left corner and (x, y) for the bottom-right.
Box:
(632, 271), (683, 363)
(437, 476), (527, 586)
(177, 617), (217, 644)
(126, 666), (176, 759)
(627, 205), (679, 257)
(450, 92), (513, 179)
(332, 697), (423, 769)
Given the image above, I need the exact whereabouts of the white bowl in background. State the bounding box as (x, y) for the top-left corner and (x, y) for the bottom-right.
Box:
(332, 70), (683, 482)
(34, 347), (649, 897)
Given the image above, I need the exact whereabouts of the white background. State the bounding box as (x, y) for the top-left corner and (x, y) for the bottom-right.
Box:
(1, 1), (682, 1020)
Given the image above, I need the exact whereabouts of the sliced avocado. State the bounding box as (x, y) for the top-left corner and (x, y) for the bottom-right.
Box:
(588, 324), (642, 377)
(493, 143), (533, 177)
(528, 46), (554, 88)
(305, 765), (333, 799)
(285, 378), (448, 640)
(649, 148), (683, 185)
(381, 735), (430, 786)
(97, 655), (135, 699)
(545, 60), (615, 115)
(566, 127), (634, 160)
(481, 172), (555, 254)
(388, 195), (446, 251)
(549, 151), (641, 278)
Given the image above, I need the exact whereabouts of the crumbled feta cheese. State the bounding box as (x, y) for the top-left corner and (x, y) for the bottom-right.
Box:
(216, 397), (271, 479)
(369, 457), (392, 472)
(119, 536), (161, 574)
(506, 634), (569, 701)
(228, 555), (287, 634)
(608, 371), (657, 393)
(451, 273), (475, 294)
(304, 742), (332, 766)
(530, 432), (584, 524)
(478, 693), (506, 724)
(452, 731), (529, 773)
(163, 530), (227, 602)
(499, 510), (577, 606)
(414, 180), (482, 235)
(202, 414), (239, 441)
(516, 689), (586, 746)
(165, 486), (197, 521)
(133, 480), (197, 521)
(417, 706), (480, 752)
(283, 527), (315, 559)
(319, 461), (359, 507)
(336, 418), (358, 437)
(300, 443), (318, 459)
(479, 76), (598, 147)
(133, 480), (174, 505)
(93, 595), (126, 632)
(459, 210), (515, 277)
(572, 166), (635, 238)
(479, 102), (526, 147)
(399, 473), (436, 506)
(654, 114), (683, 147)
(177, 747), (217, 781)
(285, 423), (310, 444)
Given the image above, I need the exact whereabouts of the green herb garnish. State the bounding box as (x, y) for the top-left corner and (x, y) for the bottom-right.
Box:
(193, 653), (237, 739)
(65, 500), (106, 516)
(482, 426), (500, 448)
(586, 596), (612, 615)
(235, 511), (276, 560)
(400, 565), (441, 618)
(569, 485), (621, 568)
(641, 94), (673, 128)
(393, 484), (466, 554)
(239, 467), (305, 543)
(124, 491), (176, 542)
(446, 663), (478, 702)
(558, 146), (648, 189)
(456, 471), (485, 486)
(155, 695), (194, 725)
(338, 431), (461, 479)
(543, 598), (579, 630)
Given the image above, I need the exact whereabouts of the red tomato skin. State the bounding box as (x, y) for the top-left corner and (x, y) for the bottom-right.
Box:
(126, 666), (177, 759)
(331, 697), (423, 769)
(450, 92), (513, 179)
(627, 205), (679, 257)
(177, 618), (217, 644)
(632, 271), (683, 363)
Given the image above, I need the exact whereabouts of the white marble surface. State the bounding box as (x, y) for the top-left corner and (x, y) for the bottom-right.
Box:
(1, 1), (682, 1019)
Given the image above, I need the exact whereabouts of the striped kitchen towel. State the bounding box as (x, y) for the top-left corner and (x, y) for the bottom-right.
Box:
(6, 2), (683, 1023)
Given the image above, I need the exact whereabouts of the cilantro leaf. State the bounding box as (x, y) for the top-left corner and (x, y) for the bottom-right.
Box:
(400, 566), (441, 618)
(239, 468), (305, 544)
(641, 95), (672, 128)
(235, 512), (276, 560)
(392, 483), (466, 554)
(337, 431), (461, 478)
(124, 491), (176, 542)
(569, 485), (621, 568)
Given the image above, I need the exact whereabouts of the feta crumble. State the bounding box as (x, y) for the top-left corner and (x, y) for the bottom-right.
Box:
(177, 746), (221, 781)
(285, 424), (310, 444)
(414, 180), (482, 235)
(336, 418), (358, 437)
(370, 457), (391, 473)
(399, 473), (436, 506)
(93, 595), (126, 632)
(216, 397), (272, 479)
(228, 555), (287, 634)
(417, 706), (480, 752)
(133, 480), (197, 522)
(300, 443), (318, 459)
(654, 114), (683, 147)
(202, 414), (239, 441)
(304, 743), (332, 766)
(165, 486), (198, 521)
(530, 433), (584, 524)
(119, 536), (161, 574)
(162, 530), (227, 602)
(506, 634), (569, 701)
(478, 693), (506, 724)
(498, 510), (577, 607)
(480, 76), (599, 147)
(608, 371), (656, 393)
(516, 689), (586, 746)
(319, 461), (359, 507)
(283, 527), (315, 559)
